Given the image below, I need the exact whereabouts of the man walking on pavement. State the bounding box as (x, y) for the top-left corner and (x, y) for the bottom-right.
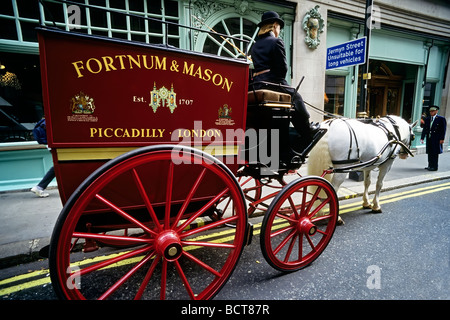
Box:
(420, 105), (447, 171)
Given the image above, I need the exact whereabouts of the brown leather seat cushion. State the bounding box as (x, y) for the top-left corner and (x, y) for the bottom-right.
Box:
(247, 89), (291, 104)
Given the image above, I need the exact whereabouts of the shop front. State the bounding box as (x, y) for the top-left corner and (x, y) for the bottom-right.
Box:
(325, 16), (449, 151)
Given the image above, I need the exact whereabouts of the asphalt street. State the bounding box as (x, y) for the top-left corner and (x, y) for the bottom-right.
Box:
(0, 180), (448, 301)
(1, 152), (450, 268)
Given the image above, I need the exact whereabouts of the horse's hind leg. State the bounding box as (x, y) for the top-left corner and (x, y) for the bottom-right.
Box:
(362, 170), (372, 209)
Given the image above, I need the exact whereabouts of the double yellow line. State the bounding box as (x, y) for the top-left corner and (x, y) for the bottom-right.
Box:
(1, 181), (449, 297)
(339, 181), (450, 214)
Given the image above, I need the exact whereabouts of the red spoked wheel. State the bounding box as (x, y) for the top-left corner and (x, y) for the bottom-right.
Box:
(239, 177), (262, 216)
(213, 176), (261, 218)
(49, 145), (248, 300)
(260, 176), (338, 272)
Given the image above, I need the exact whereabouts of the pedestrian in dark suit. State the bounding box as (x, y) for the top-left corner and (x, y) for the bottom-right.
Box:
(420, 105), (447, 171)
(249, 11), (315, 147)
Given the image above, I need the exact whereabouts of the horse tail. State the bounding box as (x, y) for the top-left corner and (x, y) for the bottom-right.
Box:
(307, 123), (333, 182)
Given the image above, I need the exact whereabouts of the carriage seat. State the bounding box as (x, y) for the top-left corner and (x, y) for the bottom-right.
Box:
(247, 89), (292, 106)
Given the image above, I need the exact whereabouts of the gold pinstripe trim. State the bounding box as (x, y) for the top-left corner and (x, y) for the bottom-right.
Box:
(56, 145), (240, 161)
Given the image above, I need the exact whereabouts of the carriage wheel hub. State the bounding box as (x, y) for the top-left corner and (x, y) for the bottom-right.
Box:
(156, 230), (182, 261)
(299, 219), (317, 236)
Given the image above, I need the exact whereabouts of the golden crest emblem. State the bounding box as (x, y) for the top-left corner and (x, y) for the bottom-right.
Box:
(150, 82), (177, 113)
(71, 91), (95, 114)
(215, 104), (235, 125)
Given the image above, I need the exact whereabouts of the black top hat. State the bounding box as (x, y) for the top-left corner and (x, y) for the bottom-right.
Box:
(258, 11), (284, 29)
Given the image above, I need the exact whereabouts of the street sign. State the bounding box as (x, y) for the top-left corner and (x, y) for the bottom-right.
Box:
(326, 37), (366, 70)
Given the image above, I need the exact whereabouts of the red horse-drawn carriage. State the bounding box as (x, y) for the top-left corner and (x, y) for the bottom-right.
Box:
(38, 4), (338, 300)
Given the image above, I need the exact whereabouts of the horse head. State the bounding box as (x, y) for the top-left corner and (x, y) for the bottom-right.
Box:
(385, 115), (417, 159)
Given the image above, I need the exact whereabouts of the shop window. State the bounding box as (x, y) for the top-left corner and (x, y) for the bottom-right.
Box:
(324, 75), (345, 117)
(0, 19), (18, 41)
(0, 52), (42, 142)
(20, 20), (40, 42)
(1, 1), (14, 16)
(419, 82), (437, 126)
(16, 0), (40, 20)
(402, 82), (414, 123)
(423, 82), (436, 110)
(109, 0), (126, 10)
(37, 0), (180, 46)
(0, 0), (40, 43)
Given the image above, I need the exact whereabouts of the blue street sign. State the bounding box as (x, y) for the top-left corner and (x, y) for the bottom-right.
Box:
(326, 37), (366, 70)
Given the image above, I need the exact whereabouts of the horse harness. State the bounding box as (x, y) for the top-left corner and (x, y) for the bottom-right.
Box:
(328, 116), (413, 168)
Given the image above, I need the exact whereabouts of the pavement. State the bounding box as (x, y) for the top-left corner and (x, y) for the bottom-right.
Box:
(1, 151), (450, 268)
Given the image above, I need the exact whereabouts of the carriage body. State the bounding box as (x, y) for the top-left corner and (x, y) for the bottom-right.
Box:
(39, 22), (338, 300)
(38, 28), (249, 205)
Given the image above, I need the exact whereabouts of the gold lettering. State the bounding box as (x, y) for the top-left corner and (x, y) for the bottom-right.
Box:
(176, 129), (221, 138)
(203, 68), (212, 82)
(72, 61), (85, 78)
(183, 62), (194, 76)
(115, 55), (127, 70)
(90, 128), (98, 137)
(142, 55), (153, 69)
(127, 55), (141, 69)
(71, 55), (232, 91)
(104, 128), (113, 138)
(212, 73), (223, 87)
(193, 66), (202, 79)
(222, 78), (233, 92)
(115, 128), (123, 137)
(155, 56), (166, 70)
(90, 127), (167, 138)
(86, 58), (102, 74)
(102, 56), (117, 72)
(122, 129), (130, 138)
(141, 55), (166, 70)
(132, 128), (140, 137)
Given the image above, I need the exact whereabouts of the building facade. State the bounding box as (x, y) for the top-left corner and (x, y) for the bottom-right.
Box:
(0, 0), (449, 191)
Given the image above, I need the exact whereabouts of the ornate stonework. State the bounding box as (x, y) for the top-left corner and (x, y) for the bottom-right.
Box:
(302, 5), (324, 49)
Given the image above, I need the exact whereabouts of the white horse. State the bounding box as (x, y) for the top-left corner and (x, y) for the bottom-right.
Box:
(308, 115), (417, 224)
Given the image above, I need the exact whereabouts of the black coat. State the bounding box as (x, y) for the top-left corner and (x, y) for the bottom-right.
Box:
(249, 31), (311, 140)
(250, 32), (288, 84)
(421, 115), (447, 154)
